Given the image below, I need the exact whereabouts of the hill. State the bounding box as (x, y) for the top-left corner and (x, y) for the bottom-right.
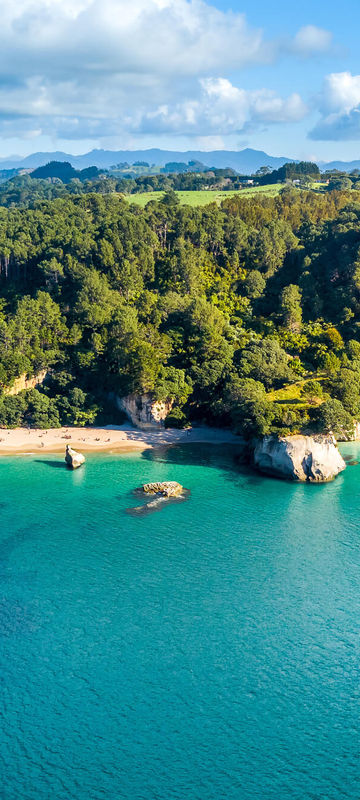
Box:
(0, 148), (359, 178)
(0, 186), (359, 441)
(0, 148), (294, 173)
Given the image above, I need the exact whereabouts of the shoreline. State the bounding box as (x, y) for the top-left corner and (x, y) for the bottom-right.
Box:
(0, 424), (243, 456)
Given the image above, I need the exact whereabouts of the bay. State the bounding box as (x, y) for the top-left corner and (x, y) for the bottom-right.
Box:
(0, 443), (359, 800)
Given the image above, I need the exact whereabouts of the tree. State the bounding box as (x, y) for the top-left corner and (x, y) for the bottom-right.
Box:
(313, 398), (353, 439)
(222, 376), (275, 437)
(75, 270), (119, 330)
(328, 177), (352, 191)
(0, 394), (27, 428)
(24, 389), (61, 428)
(322, 352), (341, 375)
(280, 285), (302, 332)
(330, 369), (360, 416)
(243, 270), (266, 299)
(164, 407), (190, 428)
(239, 339), (292, 389)
(301, 380), (323, 404)
(255, 166), (272, 176)
(154, 366), (192, 404)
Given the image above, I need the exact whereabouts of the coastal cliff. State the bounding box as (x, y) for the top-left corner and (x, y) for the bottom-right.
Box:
(116, 393), (173, 430)
(4, 370), (47, 396)
(253, 434), (346, 482)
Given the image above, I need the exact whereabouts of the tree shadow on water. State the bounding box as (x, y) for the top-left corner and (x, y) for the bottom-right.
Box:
(140, 442), (256, 488)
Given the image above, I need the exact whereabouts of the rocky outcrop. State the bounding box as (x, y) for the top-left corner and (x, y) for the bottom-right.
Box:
(337, 421), (360, 442)
(127, 481), (188, 515)
(253, 434), (346, 482)
(116, 393), (173, 430)
(5, 370), (47, 397)
(65, 445), (86, 470)
(142, 481), (184, 497)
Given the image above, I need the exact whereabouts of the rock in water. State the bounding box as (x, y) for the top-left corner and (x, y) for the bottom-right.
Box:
(142, 481), (183, 497)
(65, 445), (86, 470)
(127, 481), (189, 516)
(253, 434), (346, 482)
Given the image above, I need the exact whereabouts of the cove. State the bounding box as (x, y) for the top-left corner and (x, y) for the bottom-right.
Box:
(0, 443), (359, 800)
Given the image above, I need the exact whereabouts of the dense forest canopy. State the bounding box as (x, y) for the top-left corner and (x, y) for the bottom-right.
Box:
(0, 179), (360, 437)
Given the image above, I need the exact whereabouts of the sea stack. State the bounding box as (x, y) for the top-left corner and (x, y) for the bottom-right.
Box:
(65, 445), (86, 470)
(253, 434), (346, 482)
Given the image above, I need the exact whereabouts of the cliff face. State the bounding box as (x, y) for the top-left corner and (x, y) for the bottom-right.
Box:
(117, 393), (173, 430)
(4, 370), (47, 396)
(253, 434), (346, 482)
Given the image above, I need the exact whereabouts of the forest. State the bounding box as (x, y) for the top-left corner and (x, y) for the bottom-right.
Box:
(0, 180), (360, 438)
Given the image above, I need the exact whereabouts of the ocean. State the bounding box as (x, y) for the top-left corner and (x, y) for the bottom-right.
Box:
(0, 443), (359, 799)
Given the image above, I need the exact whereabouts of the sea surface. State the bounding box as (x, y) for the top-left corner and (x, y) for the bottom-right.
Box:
(0, 443), (359, 800)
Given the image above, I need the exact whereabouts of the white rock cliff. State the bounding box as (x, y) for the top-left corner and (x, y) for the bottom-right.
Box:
(65, 445), (86, 470)
(253, 434), (346, 482)
(117, 393), (173, 430)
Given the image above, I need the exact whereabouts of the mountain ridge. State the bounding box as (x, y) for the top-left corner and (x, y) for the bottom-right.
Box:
(0, 148), (297, 173)
(0, 147), (359, 173)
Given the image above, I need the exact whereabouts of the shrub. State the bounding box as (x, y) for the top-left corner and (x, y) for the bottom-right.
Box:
(301, 380), (324, 404)
(0, 394), (28, 428)
(311, 398), (354, 439)
(164, 407), (190, 429)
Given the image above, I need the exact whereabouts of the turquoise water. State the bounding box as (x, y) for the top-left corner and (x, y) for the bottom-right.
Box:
(1, 443), (360, 800)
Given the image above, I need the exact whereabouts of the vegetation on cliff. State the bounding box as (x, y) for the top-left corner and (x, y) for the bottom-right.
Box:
(0, 181), (359, 435)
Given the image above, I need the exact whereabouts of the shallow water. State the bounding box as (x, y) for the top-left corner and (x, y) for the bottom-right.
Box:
(0, 443), (359, 799)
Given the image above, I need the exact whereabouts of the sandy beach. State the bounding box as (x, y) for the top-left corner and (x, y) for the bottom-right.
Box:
(0, 423), (242, 455)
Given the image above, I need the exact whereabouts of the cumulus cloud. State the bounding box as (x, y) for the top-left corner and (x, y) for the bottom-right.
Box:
(310, 72), (360, 140)
(0, 0), (268, 80)
(0, 0), (325, 144)
(292, 25), (332, 56)
(0, 77), (308, 142)
(139, 78), (308, 136)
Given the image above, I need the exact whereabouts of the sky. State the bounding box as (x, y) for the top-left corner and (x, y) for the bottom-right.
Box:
(0, 0), (359, 161)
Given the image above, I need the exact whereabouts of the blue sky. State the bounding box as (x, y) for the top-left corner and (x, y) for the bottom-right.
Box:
(208, 0), (360, 160)
(0, 0), (359, 160)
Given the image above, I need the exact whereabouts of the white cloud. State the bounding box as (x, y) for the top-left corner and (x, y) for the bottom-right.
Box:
(138, 78), (307, 136)
(292, 25), (332, 56)
(0, 0), (268, 79)
(310, 72), (360, 140)
(0, 0), (326, 145)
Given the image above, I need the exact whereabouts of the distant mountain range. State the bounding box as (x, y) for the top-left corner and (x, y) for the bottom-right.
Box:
(0, 147), (359, 174)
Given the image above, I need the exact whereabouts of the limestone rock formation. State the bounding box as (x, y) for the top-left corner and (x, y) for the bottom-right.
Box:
(5, 370), (47, 397)
(65, 445), (86, 470)
(253, 434), (346, 482)
(116, 393), (173, 430)
(142, 481), (183, 497)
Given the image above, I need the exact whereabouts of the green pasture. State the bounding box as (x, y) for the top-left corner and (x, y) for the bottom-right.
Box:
(268, 376), (326, 409)
(126, 184), (286, 207)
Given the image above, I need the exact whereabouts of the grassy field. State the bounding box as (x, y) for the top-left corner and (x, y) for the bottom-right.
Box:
(127, 184), (286, 207)
(268, 377), (325, 409)
(268, 381), (308, 408)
